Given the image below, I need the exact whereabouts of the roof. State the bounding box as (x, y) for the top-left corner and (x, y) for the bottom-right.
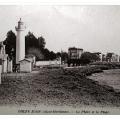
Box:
(19, 58), (32, 62)
(68, 47), (83, 51)
(26, 58), (33, 62)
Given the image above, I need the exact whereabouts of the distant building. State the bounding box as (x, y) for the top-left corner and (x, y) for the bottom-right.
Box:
(101, 54), (107, 62)
(68, 47), (83, 60)
(100, 52), (120, 62)
(67, 47), (83, 66)
(111, 53), (119, 62)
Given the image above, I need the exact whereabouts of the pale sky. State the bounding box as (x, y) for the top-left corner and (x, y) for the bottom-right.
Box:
(0, 5), (120, 54)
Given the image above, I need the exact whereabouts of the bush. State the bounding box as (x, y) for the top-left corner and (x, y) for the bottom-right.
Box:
(27, 47), (44, 61)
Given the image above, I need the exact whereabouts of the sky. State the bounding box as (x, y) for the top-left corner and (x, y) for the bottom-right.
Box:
(0, 5), (120, 55)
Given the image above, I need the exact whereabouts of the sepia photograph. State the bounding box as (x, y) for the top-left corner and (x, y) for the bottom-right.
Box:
(0, 5), (120, 115)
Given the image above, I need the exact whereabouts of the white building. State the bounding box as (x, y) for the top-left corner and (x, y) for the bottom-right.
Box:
(68, 47), (83, 59)
(111, 54), (119, 62)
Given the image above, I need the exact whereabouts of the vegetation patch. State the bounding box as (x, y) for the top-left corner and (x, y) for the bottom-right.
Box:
(0, 64), (120, 107)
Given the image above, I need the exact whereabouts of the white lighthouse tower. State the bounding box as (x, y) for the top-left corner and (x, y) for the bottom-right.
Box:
(15, 18), (26, 64)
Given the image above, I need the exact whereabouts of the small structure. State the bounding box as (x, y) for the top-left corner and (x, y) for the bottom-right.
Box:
(26, 54), (36, 67)
(19, 58), (32, 72)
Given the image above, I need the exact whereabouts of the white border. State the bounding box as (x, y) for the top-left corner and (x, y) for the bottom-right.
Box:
(0, 115), (120, 120)
(0, 0), (120, 119)
(0, 0), (120, 5)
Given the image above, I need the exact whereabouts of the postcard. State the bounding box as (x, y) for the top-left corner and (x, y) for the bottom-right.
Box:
(0, 5), (120, 115)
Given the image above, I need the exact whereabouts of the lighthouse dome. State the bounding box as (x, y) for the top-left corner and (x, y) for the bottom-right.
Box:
(17, 18), (25, 30)
(18, 18), (23, 23)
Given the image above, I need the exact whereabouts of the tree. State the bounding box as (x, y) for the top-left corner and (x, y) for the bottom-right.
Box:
(25, 32), (46, 53)
(106, 53), (113, 58)
(3, 30), (16, 63)
(80, 52), (91, 65)
(56, 52), (61, 58)
(56, 51), (68, 63)
(61, 51), (68, 63)
(91, 52), (101, 62)
(3, 30), (57, 62)
(106, 52), (114, 62)
(80, 52), (100, 65)
(25, 32), (48, 60)
(38, 36), (46, 50)
(25, 32), (38, 53)
(50, 51), (56, 60)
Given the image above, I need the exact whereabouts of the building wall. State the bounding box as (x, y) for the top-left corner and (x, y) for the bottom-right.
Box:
(20, 61), (32, 72)
(69, 49), (77, 59)
(7, 60), (13, 72)
(2, 60), (7, 73)
(36, 60), (61, 67)
(77, 49), (83, 59)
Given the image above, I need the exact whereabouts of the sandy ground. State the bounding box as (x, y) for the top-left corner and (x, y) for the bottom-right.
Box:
(88, 69), (120, 92)
(0, 67), (120, 108)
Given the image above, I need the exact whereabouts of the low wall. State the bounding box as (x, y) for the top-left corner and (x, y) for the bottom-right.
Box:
(36, 60), (61, 66)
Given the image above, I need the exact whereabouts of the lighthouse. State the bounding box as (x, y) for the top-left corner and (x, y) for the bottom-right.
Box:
(15, 18), (26, 64)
